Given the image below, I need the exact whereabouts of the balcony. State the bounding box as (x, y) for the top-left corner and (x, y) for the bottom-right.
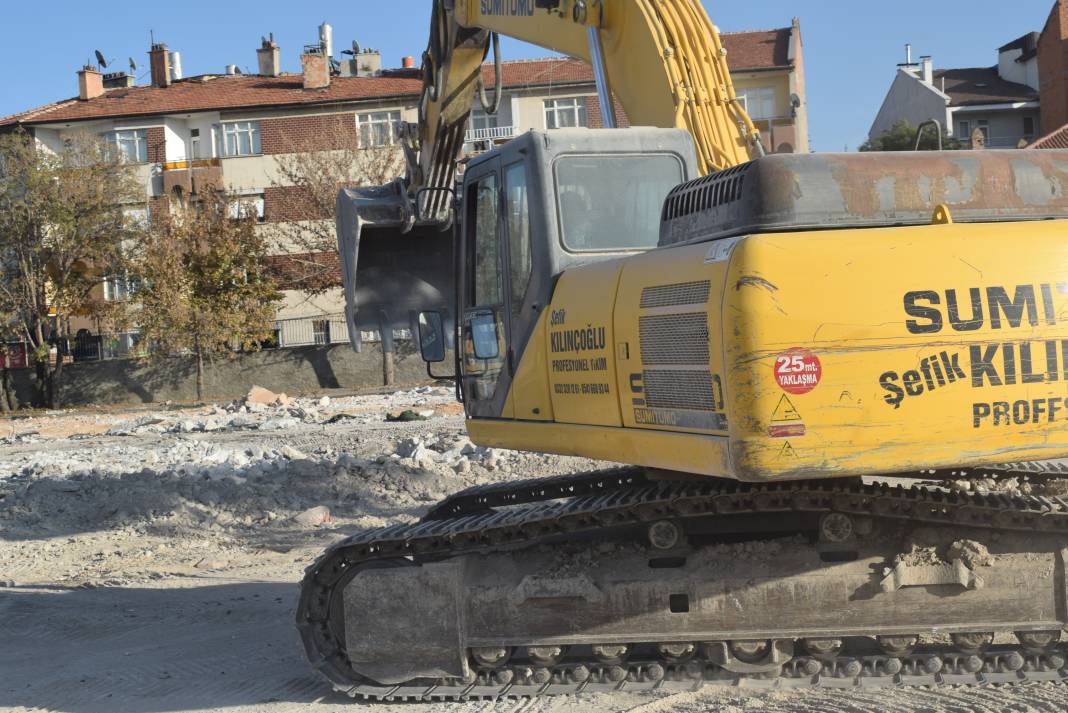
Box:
(463, 126), (518, 155)
(465, 126), (518, 142)
(161, 158), (224, 195)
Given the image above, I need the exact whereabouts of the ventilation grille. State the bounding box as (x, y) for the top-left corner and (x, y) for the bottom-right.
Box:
(639, 313), (709, 365)
(640, 281), (712, 309)
(662, 164), (750, 221)
(644, 370), (716, 411)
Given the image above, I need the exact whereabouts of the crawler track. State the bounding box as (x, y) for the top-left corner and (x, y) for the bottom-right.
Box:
(297, 468), (1068, 701)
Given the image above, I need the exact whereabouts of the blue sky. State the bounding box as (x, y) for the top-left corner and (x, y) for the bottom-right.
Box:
(0, 1), (1053, 151)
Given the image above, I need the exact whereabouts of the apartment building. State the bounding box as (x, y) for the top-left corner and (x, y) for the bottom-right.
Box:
(869, 36), (1041, 149)
(0, 22), (809, 354)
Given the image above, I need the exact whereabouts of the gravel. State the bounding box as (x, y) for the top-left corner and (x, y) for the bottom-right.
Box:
(2, 386), (1068, 712)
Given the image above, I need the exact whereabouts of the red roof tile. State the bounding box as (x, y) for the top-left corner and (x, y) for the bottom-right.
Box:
(1030, 123), (1068, 149)
(721, 27), (793, 71)
(2, 30), (795, 128)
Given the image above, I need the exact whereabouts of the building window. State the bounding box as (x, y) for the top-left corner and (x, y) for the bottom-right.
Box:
(313, 319), (331, 345)
(190, 128), (202, 160)
(736, 87), (776, 120)
(103, 274), (141, 302)
(976, 120), (990, 141)
(228, 193), (265, 222)
(957, 120), (971, 138)
(216, 121), (262, 157)
(105, 129), (148, 164)
(357, 111), (403, 147)
(1024, 116), (1036, 138)
(470, 107), (499, 132)
(544, 98), (588, 129)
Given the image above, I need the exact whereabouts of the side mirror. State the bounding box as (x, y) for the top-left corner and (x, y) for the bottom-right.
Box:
(417, 311), (446, 363)
(469, 311), (500, 360)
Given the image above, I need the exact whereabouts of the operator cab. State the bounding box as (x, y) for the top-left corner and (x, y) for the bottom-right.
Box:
(418, 127), (700, 418)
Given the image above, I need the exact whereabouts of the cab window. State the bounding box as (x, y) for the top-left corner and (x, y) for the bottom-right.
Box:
(471, 174), (501, 307)
(555, 154), (684, 252)
(504, 162), (532, 319)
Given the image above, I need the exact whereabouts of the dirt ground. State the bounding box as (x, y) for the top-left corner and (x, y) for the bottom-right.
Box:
(2, 385), (1068, 713)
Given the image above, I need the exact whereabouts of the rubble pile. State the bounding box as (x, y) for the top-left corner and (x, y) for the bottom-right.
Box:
(0, 383), (607, 588)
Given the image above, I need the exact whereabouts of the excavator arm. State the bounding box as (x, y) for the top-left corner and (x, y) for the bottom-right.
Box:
(410, 0), (763, 219)
(336, 0), (761, 350)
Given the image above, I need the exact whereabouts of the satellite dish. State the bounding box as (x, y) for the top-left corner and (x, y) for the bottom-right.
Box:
(342, 40), (360, 57)
(129, 57), (138, 73)
(94, 50), (108, 68)
(234, 66), (243, 74)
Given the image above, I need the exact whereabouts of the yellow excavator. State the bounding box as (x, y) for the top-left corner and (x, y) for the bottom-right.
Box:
(300, 0), (1068, 700)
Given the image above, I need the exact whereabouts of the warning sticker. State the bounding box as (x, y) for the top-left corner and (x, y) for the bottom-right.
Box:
(774, 349), (822, 395)
(779, 441), (799, 459)
(768, 394), (806, 439)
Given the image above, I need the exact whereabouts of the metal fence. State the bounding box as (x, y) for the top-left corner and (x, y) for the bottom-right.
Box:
(272, 314), (413, 348)
(274, 314), (351, 348)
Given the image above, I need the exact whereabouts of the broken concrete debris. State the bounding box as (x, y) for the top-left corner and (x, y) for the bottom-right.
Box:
(293, 506), (332, 527)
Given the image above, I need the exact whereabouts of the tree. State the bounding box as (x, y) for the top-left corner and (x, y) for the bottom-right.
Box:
(269, 121), (404, 296)
(0, 129), (142, 407)
(134, 189), (282, 403)
(860, 120), (963, 152)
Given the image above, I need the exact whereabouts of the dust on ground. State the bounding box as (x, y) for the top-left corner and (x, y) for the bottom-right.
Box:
(2, 385), (1068, 713)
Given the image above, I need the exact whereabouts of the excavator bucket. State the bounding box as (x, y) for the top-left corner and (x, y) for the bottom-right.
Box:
(335, 183), (454, 352)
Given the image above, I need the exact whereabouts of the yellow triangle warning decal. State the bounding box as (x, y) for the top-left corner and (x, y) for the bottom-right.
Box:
(780, 441), (799, 459)
(771, 395), (802, 423)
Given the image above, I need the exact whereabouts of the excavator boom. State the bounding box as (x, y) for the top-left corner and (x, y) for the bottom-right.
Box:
(414, 0), (762, 213)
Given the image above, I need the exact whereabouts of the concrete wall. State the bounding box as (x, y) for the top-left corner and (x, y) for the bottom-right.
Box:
(9, 343), (439, 408)
(999, 48), (1040, 90)
(869, 69), (951, 139)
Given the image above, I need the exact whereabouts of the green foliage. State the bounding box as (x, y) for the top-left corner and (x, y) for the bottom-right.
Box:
(134, 190), (282, 402)
(0, 129), (143, 406)
(860, 120), (963, 152)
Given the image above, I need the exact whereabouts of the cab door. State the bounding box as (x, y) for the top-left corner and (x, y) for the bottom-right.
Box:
(460, 157), (535, 420)
(461, 158), (513, 419)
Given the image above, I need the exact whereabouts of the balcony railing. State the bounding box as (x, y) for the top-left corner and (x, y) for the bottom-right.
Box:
(464, 126), (518, 143)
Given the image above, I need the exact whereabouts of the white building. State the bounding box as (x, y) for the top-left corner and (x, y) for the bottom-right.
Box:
(869, 34), (1040, 148)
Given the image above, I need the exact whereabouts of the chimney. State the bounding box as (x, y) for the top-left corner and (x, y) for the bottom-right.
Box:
(920, 55), (934, 85)
(78, 65), (104, 100)
(169, 51), (183, 81)
(257, 34), (280, 77)
(302, 49), (330, 89)
(402, 55), (416, 69)
(357, 49), (382, 76)
(102, 71), (135, 89)
(905, 43), (913, 65)
(149, 43), (171, 87)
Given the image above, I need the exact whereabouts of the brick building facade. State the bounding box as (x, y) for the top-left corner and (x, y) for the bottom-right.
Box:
(0, 25), (808, 349)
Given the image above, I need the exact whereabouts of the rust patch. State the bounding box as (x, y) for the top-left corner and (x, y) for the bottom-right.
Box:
(826, 151), (1068, 218)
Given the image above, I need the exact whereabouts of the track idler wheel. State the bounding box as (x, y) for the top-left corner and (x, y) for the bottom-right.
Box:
(951, 632), (994, 653)
(592, 644), (629, 664)
(526, 645), (565, 666)
(801, 637), (843, 658)
(877, 635), (918, 656)
(728, 639), (770, 664)
(472, 646), (511, 667)
(1017, 630), (1062, 651)
(657, 642), (696, 661)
